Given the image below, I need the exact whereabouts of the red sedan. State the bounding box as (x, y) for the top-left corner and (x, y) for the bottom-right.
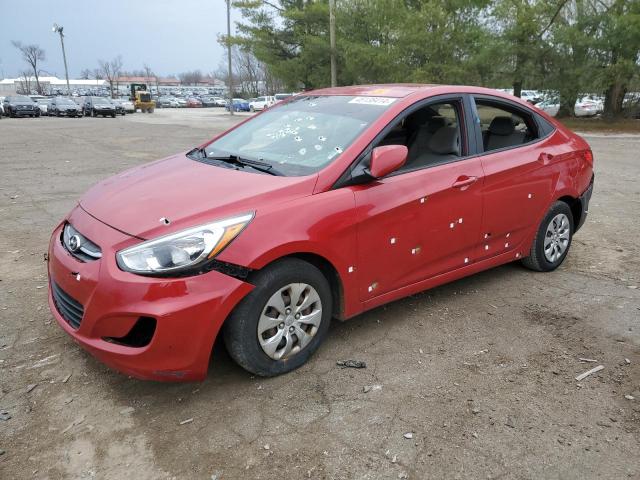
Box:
(186, 97), (202, 108)
(48, 84), (593, 381)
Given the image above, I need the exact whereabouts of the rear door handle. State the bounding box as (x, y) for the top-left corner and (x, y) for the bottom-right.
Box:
(538, 152), (554, 165)
(452, 175), (478, 189)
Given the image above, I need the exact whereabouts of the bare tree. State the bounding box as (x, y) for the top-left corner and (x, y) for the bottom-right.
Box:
(232, 47), (266, 96)
(12, 41), (45, 94)
(17, 71), (33, 94)
(143, 63), (158, 91)
(178, 70), (204, 85)
(79, 68), (92, 80)
(98, 55), (123, 98)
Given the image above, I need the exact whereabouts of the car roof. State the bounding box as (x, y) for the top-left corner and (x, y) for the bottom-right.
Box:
(307, 84), (437, 98)
(301, 84), (533, 103)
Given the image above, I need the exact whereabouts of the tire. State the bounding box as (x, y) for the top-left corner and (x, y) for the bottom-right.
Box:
(148, 108), (154, 113)
(111, 113), (116, 118)
(521, 201), (574, 272)
(223, 258), (332, 376)
(92, 110), (97, 118)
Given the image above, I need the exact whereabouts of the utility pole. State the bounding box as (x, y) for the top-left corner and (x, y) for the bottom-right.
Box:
(226, 0), (234, 115)
(52, 23), (71, 95)
(329, 0), (337, 87)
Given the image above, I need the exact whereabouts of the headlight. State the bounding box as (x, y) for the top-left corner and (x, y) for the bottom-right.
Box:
(116, 213), (253, 275)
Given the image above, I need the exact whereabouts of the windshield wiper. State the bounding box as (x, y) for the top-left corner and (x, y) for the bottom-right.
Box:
(206, 153), (283, 176)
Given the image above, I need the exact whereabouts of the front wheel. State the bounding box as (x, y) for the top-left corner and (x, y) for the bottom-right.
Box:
(223, 258), (332, 376)
(521, 201), (574, 272)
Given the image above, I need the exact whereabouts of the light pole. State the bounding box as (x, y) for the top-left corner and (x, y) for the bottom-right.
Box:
(329, 0), (337, 87)
(226, 0), (234, 115)
(52, 23), (71, 95)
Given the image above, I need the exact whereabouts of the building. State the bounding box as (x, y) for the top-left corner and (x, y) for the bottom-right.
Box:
(0, 76), (107, 95)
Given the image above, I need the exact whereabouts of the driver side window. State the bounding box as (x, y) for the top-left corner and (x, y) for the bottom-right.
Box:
(378, 100), (464, 172)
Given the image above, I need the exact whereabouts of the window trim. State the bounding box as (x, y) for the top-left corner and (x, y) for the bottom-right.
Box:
(333, 93), (477, 188)
(470, 94), (556, 157)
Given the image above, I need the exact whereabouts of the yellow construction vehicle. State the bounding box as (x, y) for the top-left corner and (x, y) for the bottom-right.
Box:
(130, 83), (155, 113)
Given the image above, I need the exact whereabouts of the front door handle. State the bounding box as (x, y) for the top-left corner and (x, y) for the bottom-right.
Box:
(452, 175), (478, 189)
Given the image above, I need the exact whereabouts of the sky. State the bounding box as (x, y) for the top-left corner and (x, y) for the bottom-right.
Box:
(0, 0), (242, 79)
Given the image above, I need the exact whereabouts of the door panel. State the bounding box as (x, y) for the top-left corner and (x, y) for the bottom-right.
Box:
(477, 142), (553, 261)
(351, 156), (484, 301)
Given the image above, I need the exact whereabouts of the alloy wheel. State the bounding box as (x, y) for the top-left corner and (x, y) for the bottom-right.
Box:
(544, 213), (570, 263)
(257, 283), (322, 360)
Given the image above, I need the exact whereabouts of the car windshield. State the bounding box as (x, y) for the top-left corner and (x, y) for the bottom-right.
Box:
(57, 98), (75, 105)
(10, 96), (32, 102)
(204, 95), (397, 176)
(93, 97), (109, 105)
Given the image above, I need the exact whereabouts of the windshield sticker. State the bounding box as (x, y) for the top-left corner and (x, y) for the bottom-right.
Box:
(348, 96), (396, 106)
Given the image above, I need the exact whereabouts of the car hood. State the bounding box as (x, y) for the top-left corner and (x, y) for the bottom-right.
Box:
(11, 102), (36, 106)
(79, 153), (317, 240)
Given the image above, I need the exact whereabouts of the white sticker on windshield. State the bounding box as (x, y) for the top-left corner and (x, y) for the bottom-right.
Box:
(348, 96), (397, 106)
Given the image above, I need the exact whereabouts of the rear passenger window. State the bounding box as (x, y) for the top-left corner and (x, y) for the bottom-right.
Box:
(475, 100), (538, 153)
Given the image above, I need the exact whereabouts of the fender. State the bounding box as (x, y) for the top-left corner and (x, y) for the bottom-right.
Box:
(217, 187), (363, 318)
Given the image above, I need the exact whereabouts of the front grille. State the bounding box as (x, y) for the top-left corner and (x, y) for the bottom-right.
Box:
(52, 282), (84, 329)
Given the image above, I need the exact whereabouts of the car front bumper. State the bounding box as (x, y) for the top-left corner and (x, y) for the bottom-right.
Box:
(47, 206), (253, 381)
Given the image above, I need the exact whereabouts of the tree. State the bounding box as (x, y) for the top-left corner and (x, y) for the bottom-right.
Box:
(12, 41), (45, 94)
(99, 55), (123, 98)
(79, 68), (92, 80)
(178, 70), (204, 85)
(17, 70), (33, 94)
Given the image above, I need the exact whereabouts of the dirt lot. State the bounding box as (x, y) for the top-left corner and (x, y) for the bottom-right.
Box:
(1, 109), (639, 480)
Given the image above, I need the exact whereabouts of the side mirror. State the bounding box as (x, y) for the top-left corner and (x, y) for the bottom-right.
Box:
(368, 145), (408, 179)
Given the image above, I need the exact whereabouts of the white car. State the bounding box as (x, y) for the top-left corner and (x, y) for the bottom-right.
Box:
(274, 93), (294, 103)
(536, 99), (560, 117)
(249, 96), (275, 112)
(30, 95), (49, 115)
(575, 96), (603, 117)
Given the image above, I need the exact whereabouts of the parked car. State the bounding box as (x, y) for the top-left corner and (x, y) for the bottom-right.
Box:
(156, 96), (176, 108)
(535, 99), (560, 117)
(574, 96), (602, 117)
(186, 97), (203, 108)
(519, 90), (542, 104)
(226, 98), (251, 112)
(3, 95), (40, 117)
(37, 98), (53, 116)
(274, 93), (293, 103)
(200, 96), (219, 107)
(249, 96), (276, 112)
(175, 98), (187, 108)
(213, 97), (227, 107)
(30, 95), (51, 115)
(110, 99), (126, 116)
(47, 85), (594, 381)
(116, 98), (135, 113)
(82, 97), (116, 117)
(50, 97), (83, 117)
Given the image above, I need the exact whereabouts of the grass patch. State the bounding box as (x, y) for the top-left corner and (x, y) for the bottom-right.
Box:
(557, 117), (640, 133)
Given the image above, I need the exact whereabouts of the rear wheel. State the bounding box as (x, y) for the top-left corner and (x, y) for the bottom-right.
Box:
(223, 258), (332, 376)
(521, 201), (574, 272)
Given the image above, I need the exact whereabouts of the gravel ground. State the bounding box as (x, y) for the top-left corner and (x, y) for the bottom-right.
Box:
(0, 109), (639, 479)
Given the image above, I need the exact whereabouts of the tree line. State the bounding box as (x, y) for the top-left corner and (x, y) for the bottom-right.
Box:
(232, 0), (640, 118)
